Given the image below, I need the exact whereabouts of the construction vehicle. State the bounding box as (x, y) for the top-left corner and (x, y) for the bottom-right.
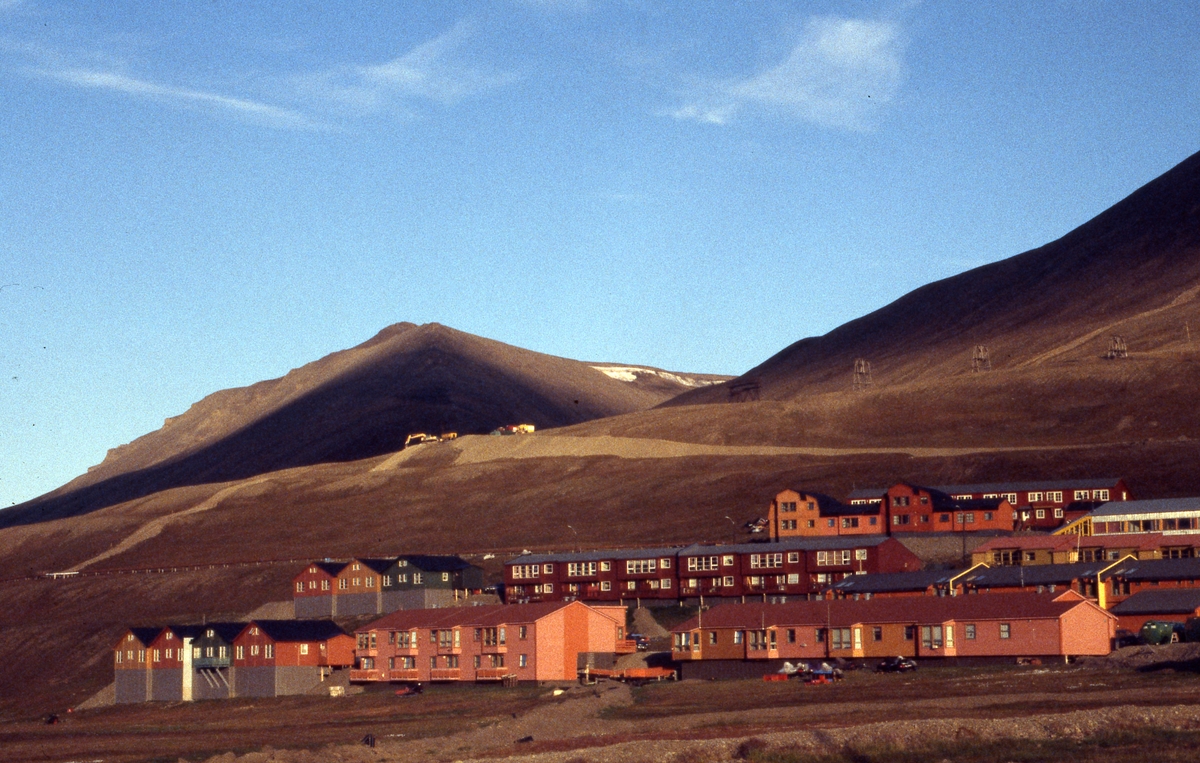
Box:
(404, 432), (458, 448)
(489, 424), (537, 436)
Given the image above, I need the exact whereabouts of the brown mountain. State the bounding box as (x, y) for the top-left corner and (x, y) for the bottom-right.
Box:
(547, 148), (1200, 451)
(2, 322), (725, 527)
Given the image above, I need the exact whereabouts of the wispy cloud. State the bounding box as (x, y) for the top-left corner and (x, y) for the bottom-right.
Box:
(35, 66), (322, 129)
(673, 16), (907, 130)
(297, 21), (517, 115)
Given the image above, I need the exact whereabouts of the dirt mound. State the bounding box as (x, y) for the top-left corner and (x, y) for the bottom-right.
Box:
(631, 607), (670, 638)
(1081, 642), (1200, 671)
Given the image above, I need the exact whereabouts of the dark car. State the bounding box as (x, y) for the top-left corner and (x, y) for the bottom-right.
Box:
(628, 633), (650, 651)
(875, 656), (917, 673)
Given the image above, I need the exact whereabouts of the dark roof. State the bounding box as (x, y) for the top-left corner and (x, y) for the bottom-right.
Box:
(507, 547), (684, 565)
(251, 620), (348, 642)
(1110, 589), (1200, 615)
(352, 558), (397, 575)
(399, 555), (475, 572)
(300, 561), (349, 577)
(123, 627), (163, 647)
(1087, 497), (1200, 517)
(960, 562), (1112, 587)
(1107, 557), (1200, 581)
(672, 592), (1105, 632)
(782, 490), (878, 517)
(930, 479), (1123, 495)
(166, 622), (246, 643)
(831, 570), (959, 594)
(678, 536), (895, 557)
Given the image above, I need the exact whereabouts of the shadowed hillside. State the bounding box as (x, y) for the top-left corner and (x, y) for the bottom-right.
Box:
(669, 148), (1200, 402)
(2, 322), (722, 527)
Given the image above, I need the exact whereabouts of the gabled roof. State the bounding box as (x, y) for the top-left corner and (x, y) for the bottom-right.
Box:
(249, 620), (349, 642)
(973, 533), (1169, 554)
(164, 622), (246, 643)
(1110, 589), (1200, 615)
(348, 558), (396, 575)
(356, 601), (592, 633)
(297, 560), (349, 578)
(672, 592), (1110, 632)
(1086, 497), (1200, 517)
(117, 627), (163, 649)
(779, 490), (879, 517)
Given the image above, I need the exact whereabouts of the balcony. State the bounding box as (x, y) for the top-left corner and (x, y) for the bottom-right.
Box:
(193, 655), (231, 669)
(435, 646), (462, 655)
(476, 668), (514, 680)
(481, 643), (507, 654)
(388, 668), (421, 681)
(355, 649), (378, 658)
(349, 668), (387, 682)
(429, 668), (462, 681)
(615, 639), (637, 654)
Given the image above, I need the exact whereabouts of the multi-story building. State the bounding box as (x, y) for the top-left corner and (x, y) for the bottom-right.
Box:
(1060, 497), (1200, 537)
(349, 601), (630, 685)
(767, 490), (883, 539)
(293, 555), (486, 617)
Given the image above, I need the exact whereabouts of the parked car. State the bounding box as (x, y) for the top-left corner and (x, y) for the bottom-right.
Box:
(628, 633), (650, 651)
(1113, 629), (1145, 649)
(875, 656), (917, 673)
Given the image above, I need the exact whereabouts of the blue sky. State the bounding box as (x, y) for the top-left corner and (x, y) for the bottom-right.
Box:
(2, 0), (1198, 507)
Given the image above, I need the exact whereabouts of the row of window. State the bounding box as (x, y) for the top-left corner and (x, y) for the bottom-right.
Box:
(116, 643), (284, 663)
(675, 622), (1016, 651)
(296, 572), (441, 593)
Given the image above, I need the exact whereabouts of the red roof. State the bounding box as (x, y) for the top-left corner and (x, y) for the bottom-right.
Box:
(672, 591), (1112, 632)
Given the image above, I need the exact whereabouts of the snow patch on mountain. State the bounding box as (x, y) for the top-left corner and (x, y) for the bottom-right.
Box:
(591, 366), (720, 387)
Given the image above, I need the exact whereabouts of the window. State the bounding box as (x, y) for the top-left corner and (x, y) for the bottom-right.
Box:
(854, 549), (868, 561)
(1025, 552), (1036, 562)
(787, 629), (796, 643)
(1035, 509), (1045, 519)
(236, 645), (244, 659)
(626, 581), (637, 590)
(600, 580), (611, 591)
(519, 654), (527, 668)
(965, 513), (975, 523)
(218, 646), (227, 659)
(413, 573), (423, 585)
(893, 514), (910, 525)
(946, 626), (955, 648)
(661, 578), (672, 589)
(869, 516), (878, 525)
(166, 648), (173, 659)
(321, 579), (330, 591)
(543, 564), (554, 574)
(661, 558), (671, 569)
(568, 562), (598, 577)
(626, 559), (657, 575)
(265, 644), (274, 659)
(339, 579), (348, 590)
(600, 561), (611, 571)
(781, 501), (797, 512)
(921, 625), (943, 649)
(364, 576), (374, 588)
(300, 643), (309, 655)
(894, 495), (910, 507)
(722, 576), (735, 587)
(750, 553), (783, 569)
(999, 623), (1011, 639)
(296, 582), (304, 593)
(1095, 489), (1110, 501)
(1054, 508), (1064, 518)
(709, 631), (718, 645)
(352, 577), (361, 587)
(152, 649), (160, 662)
(511, 565), (540, 579)
(787, 573), (800, 584)
(205, 647), (214, 658)
(965, 624), (976, 640)
(904, 626), (915, 641)
(1003, 493), (1017, 504)
(827, 519), (836, 527)
(250, 645), (259, 657)
(733, 631), (744, 644)
(781, 520), (797, 530)
(474, 655), (481, 669)
(1048, 491), (1063, 502)
(1074, 490), (1089, 500)
(442, 572), (450, 582)
(688, 556), (719, 571)
(383, 575), (391, 587)
(807, 520), (816, 528)
(787, 552), (800, 563)
(1028, 492), (1042, 502)
(447, 655), (459, 668)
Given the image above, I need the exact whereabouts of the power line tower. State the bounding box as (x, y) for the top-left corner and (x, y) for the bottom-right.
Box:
(852, 358), (873, 390)
(1106, 336), (1128, 360)
(971, 345), (992, 373)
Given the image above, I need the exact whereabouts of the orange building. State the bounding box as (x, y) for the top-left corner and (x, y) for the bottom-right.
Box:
(768, 490), (882, 539)
(232, 620), (353, 698)
(884, 483), (1014, 533)
(670, 591), (1115, 678)
(350, 601), (630, 685)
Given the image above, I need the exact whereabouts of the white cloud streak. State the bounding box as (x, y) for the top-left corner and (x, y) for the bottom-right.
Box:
(297, 21), (517, 115)
(674, 16), (907, 130)
(36, 67), (322, 129)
